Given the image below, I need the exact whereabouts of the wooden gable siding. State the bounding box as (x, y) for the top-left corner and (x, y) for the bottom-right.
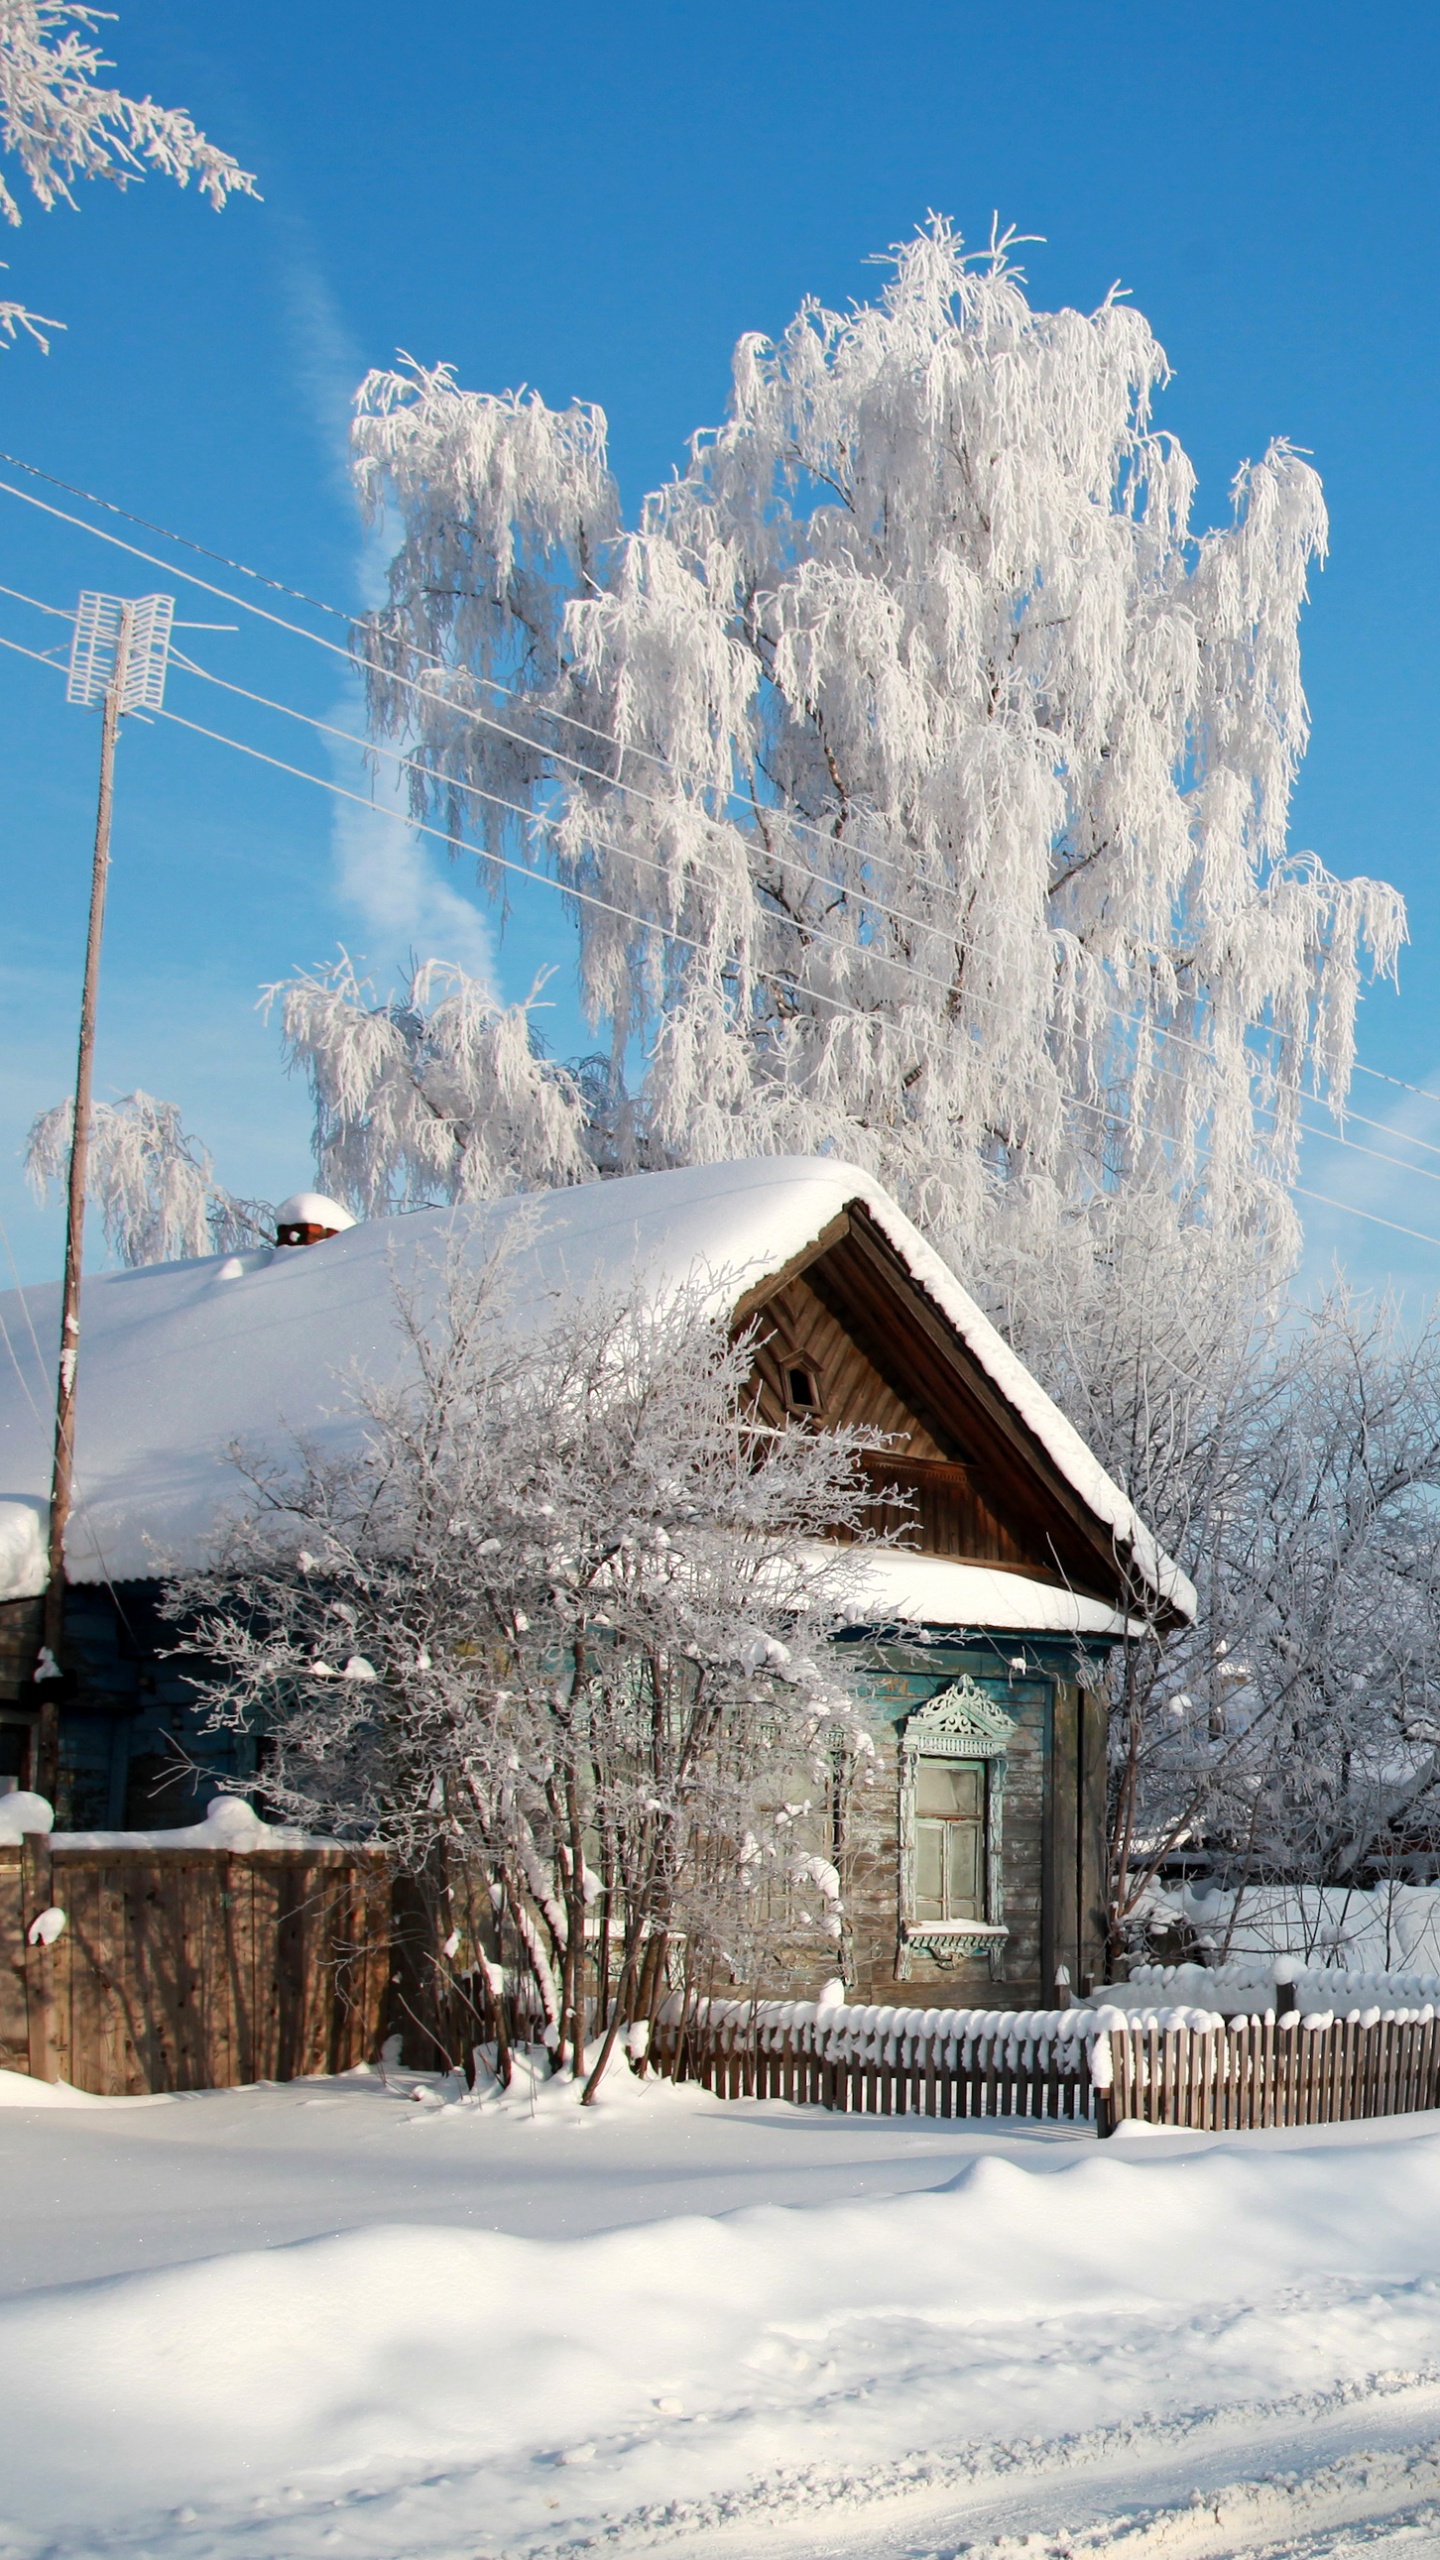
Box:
(741, 1203), (1128, 1607)
(747, 1271), (1033, 1571)
(747, 1270), (951, 1455)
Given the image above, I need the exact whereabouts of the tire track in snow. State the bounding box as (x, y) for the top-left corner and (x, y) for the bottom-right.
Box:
(11, 2368), (1440, 2560)
(545, 2370), (1440, 2560)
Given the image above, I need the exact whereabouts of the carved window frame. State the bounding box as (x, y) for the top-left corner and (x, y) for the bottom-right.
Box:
(898, 1675), (1014, 1977)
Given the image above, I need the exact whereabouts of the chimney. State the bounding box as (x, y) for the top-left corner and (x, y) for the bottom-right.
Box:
(273, 1192), (357, 1249)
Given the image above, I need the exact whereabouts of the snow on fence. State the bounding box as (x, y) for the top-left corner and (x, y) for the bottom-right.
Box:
(0, 1828), (394, 2094)
(656, 1995), (1440, 2133)
(1124, 1958), (1440, 2010)
(654, 1996), (1099, 2121)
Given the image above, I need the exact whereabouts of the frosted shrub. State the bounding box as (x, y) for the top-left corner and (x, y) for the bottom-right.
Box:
(169, 1238), (883, 2095)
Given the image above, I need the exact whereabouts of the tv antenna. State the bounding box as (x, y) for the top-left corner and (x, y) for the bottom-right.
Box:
(35, 592), (176, 1797)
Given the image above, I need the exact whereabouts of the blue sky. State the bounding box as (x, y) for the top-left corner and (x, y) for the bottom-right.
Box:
(1, 0), (1439, 1290)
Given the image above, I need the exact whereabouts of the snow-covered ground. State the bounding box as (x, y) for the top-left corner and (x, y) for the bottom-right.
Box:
(6, 2064), (1440, 2560)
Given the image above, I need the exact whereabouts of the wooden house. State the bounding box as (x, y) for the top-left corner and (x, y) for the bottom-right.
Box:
(0, 1158), (1191, 2011)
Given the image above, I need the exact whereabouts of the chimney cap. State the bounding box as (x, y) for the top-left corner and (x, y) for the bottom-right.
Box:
(273, 1192), (356, 1239)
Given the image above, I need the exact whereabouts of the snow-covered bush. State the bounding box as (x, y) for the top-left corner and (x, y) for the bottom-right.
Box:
(168, 1234), (885, 2094)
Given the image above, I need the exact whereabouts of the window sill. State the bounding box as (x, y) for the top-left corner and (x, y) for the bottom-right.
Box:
(902, 1920), (1009, 1963)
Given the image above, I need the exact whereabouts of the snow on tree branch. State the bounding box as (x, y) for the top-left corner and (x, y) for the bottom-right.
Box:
(26, 1090), (272, 1264)
(0, 265), (56, 343)
(351, 217), (1405, 1296)
(266, 953), (596, 1216)
(0, 0), (256, 338)
(169, 1243), (889, 2090)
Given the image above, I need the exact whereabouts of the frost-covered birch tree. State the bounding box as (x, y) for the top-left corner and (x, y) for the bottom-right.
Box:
(171, 1245), (881, 2092)
(0, 0), (256, 345)
(348, 217), (1404, 1294)
(26, 1090), (271, 1264)
(268, 954), (594, 1215)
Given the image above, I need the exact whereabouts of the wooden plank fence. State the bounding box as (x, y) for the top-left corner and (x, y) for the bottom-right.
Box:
(655, 1998), (1440, 2134)
(1, 1836), (395, 2095)
(1103, 2010), (1440, 2132)
(9, 1837), (1440, 2130)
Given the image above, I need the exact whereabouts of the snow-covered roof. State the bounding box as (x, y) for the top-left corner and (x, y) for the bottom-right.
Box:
(0, 1156), (1194, 1622)
(825, 1548), (1144, 1643)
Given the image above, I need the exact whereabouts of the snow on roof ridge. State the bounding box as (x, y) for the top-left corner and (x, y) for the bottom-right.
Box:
(815, 1165), (1195, 1623)
(0, 1152), (1192, 1621)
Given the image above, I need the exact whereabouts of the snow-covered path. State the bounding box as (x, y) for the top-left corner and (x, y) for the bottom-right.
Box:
(7, 2065), (1440, 2559)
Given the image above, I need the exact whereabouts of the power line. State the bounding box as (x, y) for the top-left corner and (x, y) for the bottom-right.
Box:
(153, 694), (727, 972)
(9, 614), (1440, 1260)
(1306, 1099), (1440, 1166)
(0, 469), (1066, 972)
(162, 657), (1419, 1199)
(14, 458), (1414, 1187)
(0, 449), (353, 622)
(1354, 1060), (1440, 1115)
(167, 646), (1065, 1027)
(10, 609), (1440, 1251)
(0, 467), (1386, 1123)
(0, 619), (1241, 1181)
(1295, 1117), (1440, 1195)
(156, 649), (1440, 1211)
(5, 509), (1440, 1257)
(129, 706), (1440, 1252)
(1293, 1187), (1440, 1252)
(0, 577), (72, 624)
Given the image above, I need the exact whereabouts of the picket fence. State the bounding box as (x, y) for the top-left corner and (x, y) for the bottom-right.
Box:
(654, 1994), (1440, 2133)
(10, 1818), (1440, 2128)
(654, 1997), (1097, 2119)
(1099, 2004), (1440, 2131)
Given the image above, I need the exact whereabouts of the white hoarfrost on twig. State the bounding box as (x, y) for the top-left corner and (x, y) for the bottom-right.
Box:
(26, 1090), (272, 1266)
(0, 0), (257, 343)
(168, 1229), (895, 2093)
(266, 952), (594, 1216)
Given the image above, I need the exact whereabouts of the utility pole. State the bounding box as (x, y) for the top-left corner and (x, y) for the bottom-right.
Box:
(34, 592), (174, 1803)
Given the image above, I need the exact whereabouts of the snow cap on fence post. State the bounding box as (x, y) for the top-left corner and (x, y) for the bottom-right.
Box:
(1088, 2023), (1115, 2139)
(1273, 1954), (1300, 2017)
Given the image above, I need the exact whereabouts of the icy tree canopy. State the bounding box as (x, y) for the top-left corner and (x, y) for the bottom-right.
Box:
(349, 219), (1403, 1290)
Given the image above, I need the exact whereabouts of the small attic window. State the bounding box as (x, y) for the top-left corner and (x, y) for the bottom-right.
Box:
(784, 1364), (822, 1416)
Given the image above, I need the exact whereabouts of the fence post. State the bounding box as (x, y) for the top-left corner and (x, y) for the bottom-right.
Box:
(1090, 2026), (1115, 2137)
(21, 1831), (60, 2084)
